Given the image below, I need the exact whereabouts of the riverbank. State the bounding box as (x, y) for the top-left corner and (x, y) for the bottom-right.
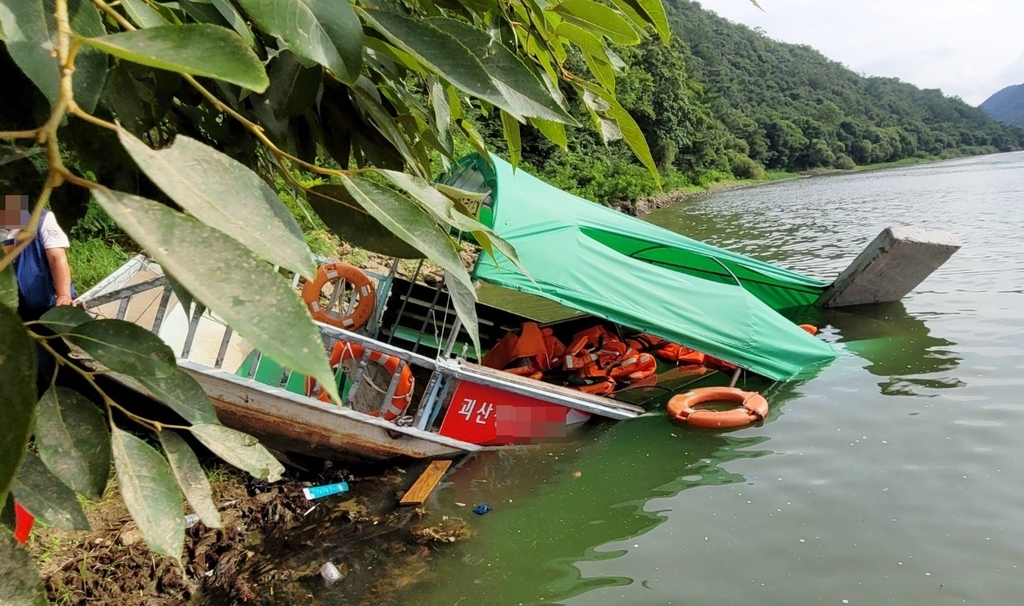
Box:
(616, 170), (799, 216)
(620, 155), (954, 217)
(28, 461), (470, 605)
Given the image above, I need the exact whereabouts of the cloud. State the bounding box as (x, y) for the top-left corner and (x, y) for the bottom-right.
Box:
(695, 0), (1024, 105)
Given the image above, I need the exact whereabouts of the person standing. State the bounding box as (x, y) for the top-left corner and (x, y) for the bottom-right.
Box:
(2, 193), (77, 394)
(2, 194), (76, 320)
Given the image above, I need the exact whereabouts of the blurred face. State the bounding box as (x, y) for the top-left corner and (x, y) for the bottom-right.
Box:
(3, 194), (30, 229)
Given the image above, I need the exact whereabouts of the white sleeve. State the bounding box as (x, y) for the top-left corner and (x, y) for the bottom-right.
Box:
(40, 213), (70, 249)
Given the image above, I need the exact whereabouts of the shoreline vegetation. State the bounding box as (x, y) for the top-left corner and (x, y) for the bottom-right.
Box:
(64, 152), (963, 293)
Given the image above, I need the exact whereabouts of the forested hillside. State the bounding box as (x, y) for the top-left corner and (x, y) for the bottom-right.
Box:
(981, 84), (1024, 128)
(510, 0), (1024, 205)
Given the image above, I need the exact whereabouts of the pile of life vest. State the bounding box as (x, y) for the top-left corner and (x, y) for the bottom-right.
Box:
(481, 323), (737, 397)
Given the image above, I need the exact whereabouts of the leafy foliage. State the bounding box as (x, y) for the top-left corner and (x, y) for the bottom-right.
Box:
(5, 2), (675, 597)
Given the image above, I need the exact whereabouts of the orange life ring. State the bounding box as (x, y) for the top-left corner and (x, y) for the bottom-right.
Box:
(305, 341), (414, 420)
(666, 387), (769, 429)
(301, 263), (376, 330)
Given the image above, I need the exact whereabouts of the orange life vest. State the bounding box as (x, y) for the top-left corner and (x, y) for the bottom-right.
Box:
(626, 333), (669, 352)
(609, 351), (658, 383)
(655, 343), (706, 366)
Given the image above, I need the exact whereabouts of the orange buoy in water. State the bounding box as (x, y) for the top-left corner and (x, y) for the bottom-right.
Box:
(799, 324), (818, 335)
(667, 386), (769, 429)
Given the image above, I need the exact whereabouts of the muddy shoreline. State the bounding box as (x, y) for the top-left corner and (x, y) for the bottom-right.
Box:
(29, 460), (469, 605)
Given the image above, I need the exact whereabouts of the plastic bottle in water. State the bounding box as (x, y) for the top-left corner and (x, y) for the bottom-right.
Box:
(184, 514), (201, 529)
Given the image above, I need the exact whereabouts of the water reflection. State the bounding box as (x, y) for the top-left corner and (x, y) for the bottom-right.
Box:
(812, 302), (964, 397)
(404, 414), (775, 605)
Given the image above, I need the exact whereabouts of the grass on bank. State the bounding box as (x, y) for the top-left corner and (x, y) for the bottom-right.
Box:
(67, 238), (130, 292)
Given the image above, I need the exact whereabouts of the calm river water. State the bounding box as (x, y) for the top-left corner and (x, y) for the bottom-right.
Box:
(387, 152), (1024, 605)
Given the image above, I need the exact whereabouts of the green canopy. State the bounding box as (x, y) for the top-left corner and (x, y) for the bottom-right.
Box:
(446, 154), (836, 381)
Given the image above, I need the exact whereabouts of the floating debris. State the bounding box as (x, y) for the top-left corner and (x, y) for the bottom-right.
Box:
(303, 481), (350, 500)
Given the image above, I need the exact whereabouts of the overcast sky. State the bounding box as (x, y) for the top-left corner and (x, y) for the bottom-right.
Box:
(695, 0), (1024, 106)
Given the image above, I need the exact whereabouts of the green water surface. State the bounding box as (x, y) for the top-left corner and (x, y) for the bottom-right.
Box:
(362, 153), (1024, 605)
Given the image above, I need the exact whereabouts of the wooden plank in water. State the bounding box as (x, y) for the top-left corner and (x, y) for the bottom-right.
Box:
(400, 460), (453, 506)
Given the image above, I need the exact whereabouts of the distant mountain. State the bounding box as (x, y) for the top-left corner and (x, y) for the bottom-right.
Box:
(981, 84), (1024, 128)
(503, 0), (1024, 205)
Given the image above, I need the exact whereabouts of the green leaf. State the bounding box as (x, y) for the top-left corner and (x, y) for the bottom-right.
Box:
(121, 0), (167, 28)
(552, 0), (640, 45)
(434, 183), (486, 217)
(189, 424), (283, 482)
(90, 188), (339, 404)
(177, 0), (226, 25)
(359, 9), (500, 110)
(34, 387), (110, 499)
(165, 274), (196, 319)
(530, 117), (568, 149)
(83, 25), (269, 92)
(209, 0), (256, 47)
(341, 175), (474, 291)
(0, 526), (47, 606)
(583, 50), (616, 92)
(66, 319), (177, 379)
(235, 0), (362, 84)
(111, 427), (184, 559)
(611, 0), (670, 41)
(0, 0), (108, 112)
(555, 21), (605, 60)
(351, 87), (428, 178)
(0, 304), (37, 506)
(444, 272), (480, 359)
(500, 110), (522, 170)
(377, 170), (532, 282)
(305, 0), (363, 83)
(456, 118), (490, 159)
(0, 263), (16, 311)
(430, 77), (452, 153)
(118, 130), (314, 277)
(424, 18), (578, 125)
(264, 51), (323, 119)
(307, 186), (424, 259)
(556, 22), (616, 91)
(137, 368), (220, 426)
(160, 431), (221, 528)
(605, 95), (659, 185)
(37, 305), (92, 333)
(10, 452), (90, 531)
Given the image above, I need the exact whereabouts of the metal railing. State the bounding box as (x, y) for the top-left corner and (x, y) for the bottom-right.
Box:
(77, 264), (456, 428)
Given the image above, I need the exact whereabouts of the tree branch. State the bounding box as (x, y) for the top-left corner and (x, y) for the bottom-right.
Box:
(0, 130), (40, 140)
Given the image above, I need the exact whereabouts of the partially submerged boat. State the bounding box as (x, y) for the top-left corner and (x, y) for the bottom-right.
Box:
(76, 155), (959, 462)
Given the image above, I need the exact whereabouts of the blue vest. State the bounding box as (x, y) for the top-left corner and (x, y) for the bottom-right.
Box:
(2, 210), (76, 312)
